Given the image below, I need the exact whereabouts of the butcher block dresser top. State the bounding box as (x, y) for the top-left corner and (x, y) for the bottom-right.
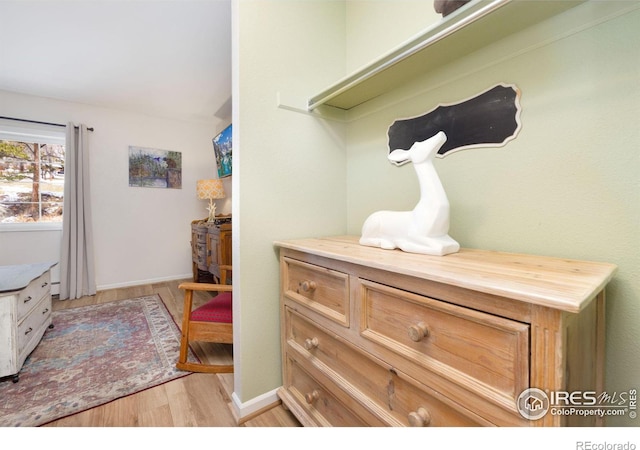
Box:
(274, 235), (616, 314)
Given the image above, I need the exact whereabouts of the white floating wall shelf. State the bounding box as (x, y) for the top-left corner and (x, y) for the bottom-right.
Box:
(307, 0), (586, 111)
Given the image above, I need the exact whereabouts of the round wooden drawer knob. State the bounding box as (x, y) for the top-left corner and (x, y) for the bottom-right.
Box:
(304, 337), (319, 350)
(300, 280), (317, 292)
(305, 389), (320, 404)
(408, 322), (430, 342)
(408, 407), (432, 427)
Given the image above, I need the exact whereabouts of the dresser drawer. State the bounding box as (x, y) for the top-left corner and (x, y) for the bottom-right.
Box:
(195, 242), (208, 270)
(357, 279), (530, 405)
(286, 307), (488, 426)
(387, 368), (488, 426)
(191, 224), (208, 243)
(282, 257), (349, 326)
(17, 271), (51, 321)
(17, 294), (51, 354)
(283, 355), (367, 426)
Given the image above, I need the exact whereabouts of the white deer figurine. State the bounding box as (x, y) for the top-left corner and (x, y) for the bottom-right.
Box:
(359, 131), (460, 256)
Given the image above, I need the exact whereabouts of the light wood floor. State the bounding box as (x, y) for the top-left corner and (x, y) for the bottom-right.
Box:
(44, 279), (301, 427)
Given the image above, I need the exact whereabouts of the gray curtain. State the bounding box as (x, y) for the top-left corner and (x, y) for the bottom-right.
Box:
(59, 123), (96, 300)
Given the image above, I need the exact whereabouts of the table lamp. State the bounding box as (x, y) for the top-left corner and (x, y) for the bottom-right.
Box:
(196, 179), (225, 222)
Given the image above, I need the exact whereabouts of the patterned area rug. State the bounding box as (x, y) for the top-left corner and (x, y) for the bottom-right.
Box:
(0, 295), (196, 427)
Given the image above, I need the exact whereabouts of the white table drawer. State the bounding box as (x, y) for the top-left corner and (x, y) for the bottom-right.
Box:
(17, 271), (51, 321)
(17, 295), (52, 354)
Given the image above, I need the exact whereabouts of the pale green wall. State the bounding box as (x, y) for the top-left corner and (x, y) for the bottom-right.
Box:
(345, 0), (440, 72)
(345, 1), (640, 426)
(235, 0), (639, 426)
(234, 0), (346, 402)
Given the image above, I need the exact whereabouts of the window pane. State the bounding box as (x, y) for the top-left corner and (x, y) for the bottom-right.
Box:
(0, 139), (65, 224)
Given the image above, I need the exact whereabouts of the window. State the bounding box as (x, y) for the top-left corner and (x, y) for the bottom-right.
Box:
(0, 125), (65, 227)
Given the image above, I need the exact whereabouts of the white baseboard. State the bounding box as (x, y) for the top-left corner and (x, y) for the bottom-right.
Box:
(96, 273), (192, 291)
(230, 388), (281, 422)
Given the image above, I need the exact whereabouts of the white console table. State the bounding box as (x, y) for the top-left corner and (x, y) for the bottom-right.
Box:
(0, 262), (57, 382)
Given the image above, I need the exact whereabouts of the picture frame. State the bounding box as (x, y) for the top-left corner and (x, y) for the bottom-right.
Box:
(212, 124), (232, 178)
(128, 146), (182, 189)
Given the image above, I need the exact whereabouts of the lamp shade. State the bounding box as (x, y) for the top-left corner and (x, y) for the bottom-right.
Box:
(196, 179), (225, 200)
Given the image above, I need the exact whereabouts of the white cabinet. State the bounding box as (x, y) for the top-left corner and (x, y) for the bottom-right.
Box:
(0, 263), (56, 382)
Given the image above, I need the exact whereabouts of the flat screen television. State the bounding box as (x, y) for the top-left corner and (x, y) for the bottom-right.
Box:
(212, 124), (232, 178)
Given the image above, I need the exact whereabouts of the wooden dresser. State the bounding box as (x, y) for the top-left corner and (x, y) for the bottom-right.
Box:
(0, 262), (56, 382)
(191, 216), (232, 283)
(275, 236), (617, 427)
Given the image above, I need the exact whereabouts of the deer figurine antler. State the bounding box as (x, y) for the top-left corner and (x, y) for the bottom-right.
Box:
(359, 131), (460, 256)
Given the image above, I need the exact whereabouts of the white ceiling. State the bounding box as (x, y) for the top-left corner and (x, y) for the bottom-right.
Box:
(0, 0), (232, 124)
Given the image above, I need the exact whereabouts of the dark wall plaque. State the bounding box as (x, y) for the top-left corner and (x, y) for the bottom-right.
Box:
(387, 83), (522, 158)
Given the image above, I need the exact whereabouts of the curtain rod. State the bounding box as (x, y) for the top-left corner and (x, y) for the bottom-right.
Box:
(0, 116), (94, 132)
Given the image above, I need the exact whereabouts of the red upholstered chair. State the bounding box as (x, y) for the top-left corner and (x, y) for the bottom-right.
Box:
(176, 265), (233, 373)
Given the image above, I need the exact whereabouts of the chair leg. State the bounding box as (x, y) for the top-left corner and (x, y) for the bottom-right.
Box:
(178, 289), (193, 367)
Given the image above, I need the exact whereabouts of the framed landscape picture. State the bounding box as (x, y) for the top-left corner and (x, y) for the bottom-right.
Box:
(212, 124), (232, 178)
(128, 146), (182, 189)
